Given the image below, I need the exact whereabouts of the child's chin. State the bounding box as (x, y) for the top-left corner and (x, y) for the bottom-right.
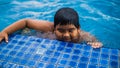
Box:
(64, 40), (71, 42)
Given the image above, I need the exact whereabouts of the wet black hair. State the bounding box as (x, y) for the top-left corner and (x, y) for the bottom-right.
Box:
(54, 7), (80, 28)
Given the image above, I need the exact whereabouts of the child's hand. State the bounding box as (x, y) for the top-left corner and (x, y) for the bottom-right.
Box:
(0, 31), (8, 43)
(87, 42), (103, 48)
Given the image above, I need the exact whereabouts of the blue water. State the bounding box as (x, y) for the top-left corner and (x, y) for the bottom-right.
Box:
(0, 0), (120, 49)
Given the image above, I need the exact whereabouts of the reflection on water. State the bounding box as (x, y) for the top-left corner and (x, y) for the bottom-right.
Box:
(0, 0), (120, 49)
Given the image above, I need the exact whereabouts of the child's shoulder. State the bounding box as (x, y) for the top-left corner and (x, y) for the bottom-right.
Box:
(80, 30), (96, 42)
(80, 30), (90, 36)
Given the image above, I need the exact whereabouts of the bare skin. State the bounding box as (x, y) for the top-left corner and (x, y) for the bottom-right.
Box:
(0, 19), (102, 48)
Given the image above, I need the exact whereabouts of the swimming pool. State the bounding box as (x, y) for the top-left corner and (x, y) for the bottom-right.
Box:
(0, 0), (120, 49)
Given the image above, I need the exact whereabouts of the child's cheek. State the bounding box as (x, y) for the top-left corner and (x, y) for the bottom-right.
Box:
(54, 31), (62, 39)
(71, 31), (78, 37)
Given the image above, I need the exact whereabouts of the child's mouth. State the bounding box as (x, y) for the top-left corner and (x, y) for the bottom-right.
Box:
(63, 39), (71, 42)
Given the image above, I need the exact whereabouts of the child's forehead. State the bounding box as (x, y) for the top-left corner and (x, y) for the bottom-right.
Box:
(58, 23), (75, 26)
(56, 24), (76, 28)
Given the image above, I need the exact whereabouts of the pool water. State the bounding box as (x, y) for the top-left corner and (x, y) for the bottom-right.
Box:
(0, 0), (120, 49)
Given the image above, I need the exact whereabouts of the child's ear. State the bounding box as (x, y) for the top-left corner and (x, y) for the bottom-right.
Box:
(77, 26), (80, 29)
(77, 27), (81, 33)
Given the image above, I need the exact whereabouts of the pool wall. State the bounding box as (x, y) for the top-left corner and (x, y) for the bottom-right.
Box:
(0, 34), (119, 68)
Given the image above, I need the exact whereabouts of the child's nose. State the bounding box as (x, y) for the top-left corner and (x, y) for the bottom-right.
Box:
(63, 32), (70, 38)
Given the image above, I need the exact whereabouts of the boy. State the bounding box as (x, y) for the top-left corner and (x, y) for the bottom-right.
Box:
(0, 8), (102, 48)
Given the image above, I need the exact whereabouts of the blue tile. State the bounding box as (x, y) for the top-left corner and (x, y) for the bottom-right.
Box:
(90, 58), (98, 64)
(14, 46), (21, 50)
(23, 53), (31, 59)
(82, 51), (90, 57)
(73, 49), (81, 55)
(91, 52), (100, 58)
(78, 62), (87, 68)
(20, 59), (28, 65)
(32, 43), (40, 48)
(21, 36), (28, 40)
(53, 52), (60, 57)
(16, 52), (24, 57)
(28, 61), (36, 67)
(88, 64), (97, 68)
(51, 40), (58, 44)
(49, 58), (57, 64)
(1, 34), (119, 68)
(110, 49), (119, 55)
(9, 34), (15, 39)
(43, 39), (51, 44)
(29, 37), (36, 41)
(110, 55), (118, 61)
(71, 55), (79, 61)
(2, 49), (9, 54)
(15, 35), (22, 39)
(93, 48), (101, 52)
(41, 56), (49, 62)
(16, 65), (24, 68)
(37, 62), (44, 67)
(6, 63), (16, 68)
(110, 61), (118, 68)
(59, 41), (67, 47)
(64, 48), (72, 53)
(66, 43), (74, 48)
(20, 47), (27, 52)
(75, 44), (83, 49)
(59, 60), (67, 65)
(33, 54), (41, 61)
(36, 38), (42, 43)
(100, 59), (108, 65)
(80, 57), (89, 63)
(0, 61), (7, 67)
(18, 41), (25, 45)
(45, 50), (54, 56)
(83, 45), (91, 51)
(25, 42), (32, 46)
(41, 44), (47, 48)
(62, 54), (70, 59)
(99, 66), (108, 68)
(46, 64), (54, 68)
(49, 45), (56, 50)
(7, 44), (14, 49)
(0, 55), (5, 60)
(0, 48), (2, 51)
(69, 61), (77, 67)
(56, 46), (64, 51)
(57, 65), (64, 68)
(29, 48), (36, 53)
(9, 51), (17, 56)
(101, 48), (109, 54)
(4, 56), (13, 62)
(101, 54), (109, 59)
(11, 40), (18, 43)
(12, 57), (20, 63)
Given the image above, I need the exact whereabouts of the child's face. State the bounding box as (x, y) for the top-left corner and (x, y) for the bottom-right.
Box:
(54, 24), (80, 43)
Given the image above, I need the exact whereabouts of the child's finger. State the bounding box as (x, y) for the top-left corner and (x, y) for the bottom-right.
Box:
(0, 38), (2, 42)
(5, 35), (8, 43)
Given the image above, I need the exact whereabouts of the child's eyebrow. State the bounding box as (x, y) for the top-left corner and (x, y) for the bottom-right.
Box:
(57, 28), (75, 30)
(69, 28), (75, 30)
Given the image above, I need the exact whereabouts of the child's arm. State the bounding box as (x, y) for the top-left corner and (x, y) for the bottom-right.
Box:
(0, 19), (54, 42)
(81, 31), (103, 48)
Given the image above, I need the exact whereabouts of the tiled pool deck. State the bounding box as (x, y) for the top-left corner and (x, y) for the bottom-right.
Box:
(0, 34), (120, 68)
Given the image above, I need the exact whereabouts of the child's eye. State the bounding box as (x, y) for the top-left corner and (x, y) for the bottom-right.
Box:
(58, 29), (65, 33)
(69, 29), (74, 32)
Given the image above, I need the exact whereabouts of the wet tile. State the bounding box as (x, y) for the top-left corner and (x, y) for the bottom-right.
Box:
(0, 34), (119, 68)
